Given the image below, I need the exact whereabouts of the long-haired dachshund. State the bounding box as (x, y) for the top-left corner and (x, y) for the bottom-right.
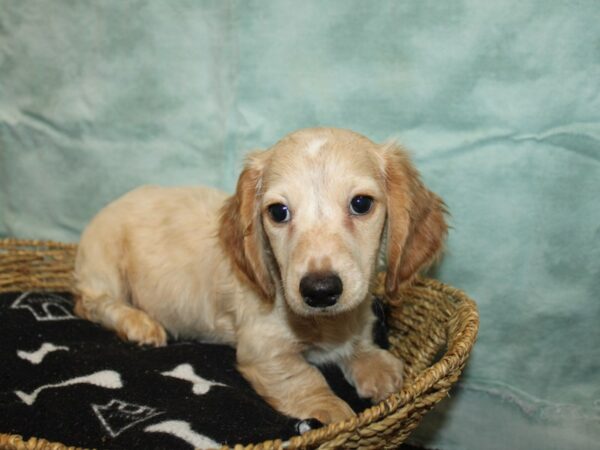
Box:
(74, 127), (447, 423)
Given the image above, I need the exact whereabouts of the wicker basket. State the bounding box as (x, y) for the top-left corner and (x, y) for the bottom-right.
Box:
(0, 238), (478, 450)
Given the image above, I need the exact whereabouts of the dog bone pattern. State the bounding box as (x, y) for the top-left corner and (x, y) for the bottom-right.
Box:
(17, 342), (70, 364)
(161, 363), (228, 395)
(3, 291), (329, 449)
(14, 370), (123, 406)
(145, 420), (221, 448)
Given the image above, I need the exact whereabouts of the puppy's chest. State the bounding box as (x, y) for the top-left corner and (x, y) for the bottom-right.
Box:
(303, 339), (355, 366)
(290, 311), (369, 366)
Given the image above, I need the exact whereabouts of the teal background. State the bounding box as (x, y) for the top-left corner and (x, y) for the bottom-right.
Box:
(1, 1), (599, 449)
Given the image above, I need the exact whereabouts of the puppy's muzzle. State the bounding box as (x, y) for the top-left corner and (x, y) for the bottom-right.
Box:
(299, 272), (343, 308)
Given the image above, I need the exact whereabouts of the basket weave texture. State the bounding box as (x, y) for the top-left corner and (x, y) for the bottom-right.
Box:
(0, 238), (478, 450)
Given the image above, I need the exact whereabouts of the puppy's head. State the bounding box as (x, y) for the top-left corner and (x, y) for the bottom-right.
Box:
(220, 128), (447, 316)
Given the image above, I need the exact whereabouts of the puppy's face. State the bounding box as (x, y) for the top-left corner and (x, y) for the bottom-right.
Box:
(260, 132), (387, 316)
(220, 128), (447, 318)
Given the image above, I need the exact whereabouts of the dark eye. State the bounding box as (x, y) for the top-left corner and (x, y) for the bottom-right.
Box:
(268, 203), (291, 223)
(349, 195), (374, 215)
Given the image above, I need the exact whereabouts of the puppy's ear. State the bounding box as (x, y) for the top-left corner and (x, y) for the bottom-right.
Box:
(381, 143), (448, 296)
(219, 151), (275, 301)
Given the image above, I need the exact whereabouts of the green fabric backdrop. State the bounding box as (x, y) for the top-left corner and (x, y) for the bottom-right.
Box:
(1, 1), (599, 449)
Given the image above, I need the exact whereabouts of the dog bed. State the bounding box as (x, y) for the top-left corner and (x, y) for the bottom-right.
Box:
(0, 239), (478, 450)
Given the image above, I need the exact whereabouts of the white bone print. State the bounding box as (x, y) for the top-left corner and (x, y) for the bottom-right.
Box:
(17, 342), (69, 364)
(145, 420), (220, 448)
(15, 370), (123, 405)
(161, 364), (226, 395)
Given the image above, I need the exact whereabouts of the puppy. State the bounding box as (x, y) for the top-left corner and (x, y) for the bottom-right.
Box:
(74, 127), (447, 424)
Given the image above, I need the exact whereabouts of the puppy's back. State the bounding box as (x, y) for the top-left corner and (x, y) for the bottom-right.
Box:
(74, 185), (233, 342)
(76, 185), (228, 281)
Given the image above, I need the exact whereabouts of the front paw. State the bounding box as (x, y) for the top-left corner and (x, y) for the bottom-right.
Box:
(350, 349), (404, 402)
(116, 310), (167, 347)
(307, 396), (356, 424)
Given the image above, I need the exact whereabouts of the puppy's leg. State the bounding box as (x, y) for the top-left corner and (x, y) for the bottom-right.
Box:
(75, 245), (167, 347)
(341, 343), (404, 402)
(237, 344), (354, 423)
(76, 290), (167, 347)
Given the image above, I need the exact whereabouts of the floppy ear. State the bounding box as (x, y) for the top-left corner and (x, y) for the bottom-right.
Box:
(219, 152), (275, 301)
(381, 143), (448, 296)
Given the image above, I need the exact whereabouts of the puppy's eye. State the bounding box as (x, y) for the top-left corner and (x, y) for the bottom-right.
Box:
(268, 203), (291, 223)
(349, 195), (374, 215)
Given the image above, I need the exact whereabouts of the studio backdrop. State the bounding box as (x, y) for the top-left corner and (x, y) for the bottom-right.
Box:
(1, 2), (599, 449)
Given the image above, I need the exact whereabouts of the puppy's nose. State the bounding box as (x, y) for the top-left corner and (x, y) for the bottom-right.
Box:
(299, 272), (343, 308)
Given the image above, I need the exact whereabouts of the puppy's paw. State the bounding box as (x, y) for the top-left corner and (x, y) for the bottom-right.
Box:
(307, 396), (356, 424)
(117, 309), (167, 347)
(73, 296), (90, 320)
(351, 349), (404, 402)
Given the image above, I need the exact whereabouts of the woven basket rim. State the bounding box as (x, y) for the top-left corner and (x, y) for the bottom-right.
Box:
(0, 238), (479, 450)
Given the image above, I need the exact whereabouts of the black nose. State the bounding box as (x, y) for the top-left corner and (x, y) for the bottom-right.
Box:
(299, 272), (343, 308)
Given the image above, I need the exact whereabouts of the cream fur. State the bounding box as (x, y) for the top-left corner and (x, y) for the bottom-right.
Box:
(74, 127), (447, 423)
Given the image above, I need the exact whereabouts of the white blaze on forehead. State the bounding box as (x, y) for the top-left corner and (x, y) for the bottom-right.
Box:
(304, 137), (327, 157)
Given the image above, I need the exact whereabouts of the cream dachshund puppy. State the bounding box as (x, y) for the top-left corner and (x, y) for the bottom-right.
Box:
(74, 127), (447, 424)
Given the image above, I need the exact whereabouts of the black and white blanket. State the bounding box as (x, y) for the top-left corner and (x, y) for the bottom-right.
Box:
(0, 291), (389, 449)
